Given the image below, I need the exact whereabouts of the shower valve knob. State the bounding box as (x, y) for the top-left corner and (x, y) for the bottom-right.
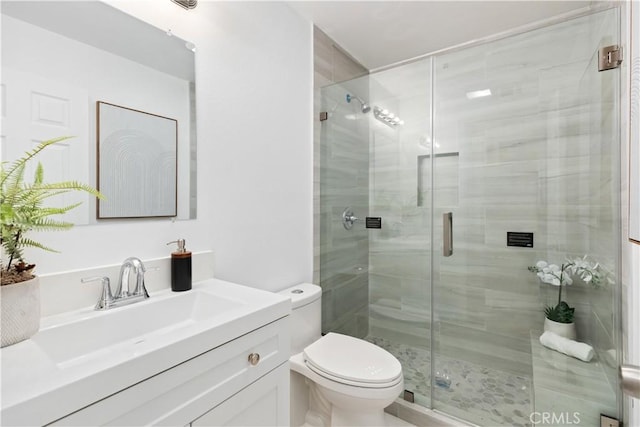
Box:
(342, 208), (359, 230)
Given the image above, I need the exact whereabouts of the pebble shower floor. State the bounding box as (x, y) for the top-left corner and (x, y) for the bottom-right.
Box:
(365, 336), (533, 427)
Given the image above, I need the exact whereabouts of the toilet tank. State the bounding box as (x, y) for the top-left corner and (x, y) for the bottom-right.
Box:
(278, 283), (321, 355)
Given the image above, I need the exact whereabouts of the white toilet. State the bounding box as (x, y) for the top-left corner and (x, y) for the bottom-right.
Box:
(279, 283), (404, 427)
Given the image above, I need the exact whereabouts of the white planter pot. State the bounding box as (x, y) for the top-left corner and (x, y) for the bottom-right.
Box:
(544, 317), (576, 340)
(1, 276), (41, 347)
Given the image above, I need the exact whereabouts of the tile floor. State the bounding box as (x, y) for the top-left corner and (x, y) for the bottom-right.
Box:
(366, 335), (533, 427)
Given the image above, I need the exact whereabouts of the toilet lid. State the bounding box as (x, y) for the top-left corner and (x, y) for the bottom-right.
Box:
(303, 333), (402, 385)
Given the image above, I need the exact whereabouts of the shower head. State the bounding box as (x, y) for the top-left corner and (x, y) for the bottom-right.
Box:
(346, 94), (371, 114)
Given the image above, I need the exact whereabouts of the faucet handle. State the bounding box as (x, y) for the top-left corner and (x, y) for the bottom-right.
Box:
(82, 276), (114, 310)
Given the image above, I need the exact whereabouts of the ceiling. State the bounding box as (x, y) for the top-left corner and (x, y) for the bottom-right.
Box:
(2, 1), (195, 81)
(287, 1), (593, 70)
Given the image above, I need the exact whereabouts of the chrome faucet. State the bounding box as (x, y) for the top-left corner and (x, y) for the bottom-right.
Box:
(82, 257), (151, 310)
(115, 257), (149, 299)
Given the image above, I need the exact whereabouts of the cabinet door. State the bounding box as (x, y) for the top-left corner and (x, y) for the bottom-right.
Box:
(49, 317), (289, 426)
(192, 364), (289, 427)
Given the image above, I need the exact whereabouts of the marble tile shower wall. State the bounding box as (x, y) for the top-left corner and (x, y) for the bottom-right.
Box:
(313, 27), (370, 336)
(367, 9), (619, 381)
(368, 60), (433, 351)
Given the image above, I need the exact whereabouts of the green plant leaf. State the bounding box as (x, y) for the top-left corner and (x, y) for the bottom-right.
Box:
(0, 136), (72, 188)
(1, 136), (104, 274)
(544, 301), (575, 323)
(17, 237), (59, 253)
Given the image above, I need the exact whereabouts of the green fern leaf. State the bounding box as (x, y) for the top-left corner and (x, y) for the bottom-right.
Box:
(0, 137), (73, 188)
(17, 237), (59, 253)
(1, 136), (104, 273)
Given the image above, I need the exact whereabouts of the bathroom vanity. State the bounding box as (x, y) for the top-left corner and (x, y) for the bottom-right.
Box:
(0, 279), (291, 426)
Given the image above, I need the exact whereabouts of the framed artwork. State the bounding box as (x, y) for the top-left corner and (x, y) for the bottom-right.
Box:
(97, 101), (177, 218)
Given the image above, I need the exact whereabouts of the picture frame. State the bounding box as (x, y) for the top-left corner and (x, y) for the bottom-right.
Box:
(97, 101), (178, 219)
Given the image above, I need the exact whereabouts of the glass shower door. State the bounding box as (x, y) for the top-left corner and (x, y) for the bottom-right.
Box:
(431, 8), (621, 427)
(318, 60), (435, 408)
(367, 59), (433, 408)
(318, 75), (371, 340)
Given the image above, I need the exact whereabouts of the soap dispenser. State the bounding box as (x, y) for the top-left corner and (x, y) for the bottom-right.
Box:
(167, 239), (192, 292)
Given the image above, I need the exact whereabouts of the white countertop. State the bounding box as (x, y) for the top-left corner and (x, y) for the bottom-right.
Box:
(1, 279), (290, 426)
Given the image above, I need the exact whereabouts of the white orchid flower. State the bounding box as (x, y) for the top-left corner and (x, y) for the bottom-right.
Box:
(539, 273), (559, 286)
(530, 255), (607, 289)
(529, 256), (609, 325)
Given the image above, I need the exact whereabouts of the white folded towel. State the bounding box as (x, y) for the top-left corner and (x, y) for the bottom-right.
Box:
(539, 331), (595, 362)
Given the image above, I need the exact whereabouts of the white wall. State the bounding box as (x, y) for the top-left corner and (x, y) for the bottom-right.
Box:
(622, 172), (639, 425)
(22, 1), (313, 292)
(622, 2), (640, 423)
(626, 244), (640, 425)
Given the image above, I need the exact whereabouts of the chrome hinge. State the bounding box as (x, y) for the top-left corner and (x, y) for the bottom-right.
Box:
(599, 45), (623, 71)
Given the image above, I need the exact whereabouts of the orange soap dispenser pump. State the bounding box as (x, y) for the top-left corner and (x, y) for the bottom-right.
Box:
(167, 238), (192, 292)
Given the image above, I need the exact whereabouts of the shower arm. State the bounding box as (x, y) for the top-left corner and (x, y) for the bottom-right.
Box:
(346, 94), (371, 113)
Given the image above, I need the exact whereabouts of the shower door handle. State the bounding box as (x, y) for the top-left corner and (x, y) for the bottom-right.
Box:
(443, 212), (453, 257)
(621, 364), (640, 399)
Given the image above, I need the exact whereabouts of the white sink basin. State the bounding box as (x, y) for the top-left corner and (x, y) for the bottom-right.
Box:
(31, 290), (246, 368)
(1, 279), (291, 426)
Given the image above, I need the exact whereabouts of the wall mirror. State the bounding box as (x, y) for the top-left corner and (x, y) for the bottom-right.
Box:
(1, 1), (197, 223)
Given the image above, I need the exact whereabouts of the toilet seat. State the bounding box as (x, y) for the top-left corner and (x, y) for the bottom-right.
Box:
(290, 352), (404, 400)
(303, 333), (402, 388)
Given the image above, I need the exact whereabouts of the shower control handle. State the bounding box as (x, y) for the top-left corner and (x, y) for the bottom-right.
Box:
(345, 213), (359, 222)
(342, 208), (359, 230)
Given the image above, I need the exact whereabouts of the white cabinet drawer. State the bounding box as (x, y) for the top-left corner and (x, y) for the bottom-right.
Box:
(50, 317), (289, 426)
(192, 363), (289, 427)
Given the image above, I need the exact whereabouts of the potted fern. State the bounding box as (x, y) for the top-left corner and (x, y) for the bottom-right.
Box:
(528, 256), (603, 339)
(1, 136), (102, 347)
